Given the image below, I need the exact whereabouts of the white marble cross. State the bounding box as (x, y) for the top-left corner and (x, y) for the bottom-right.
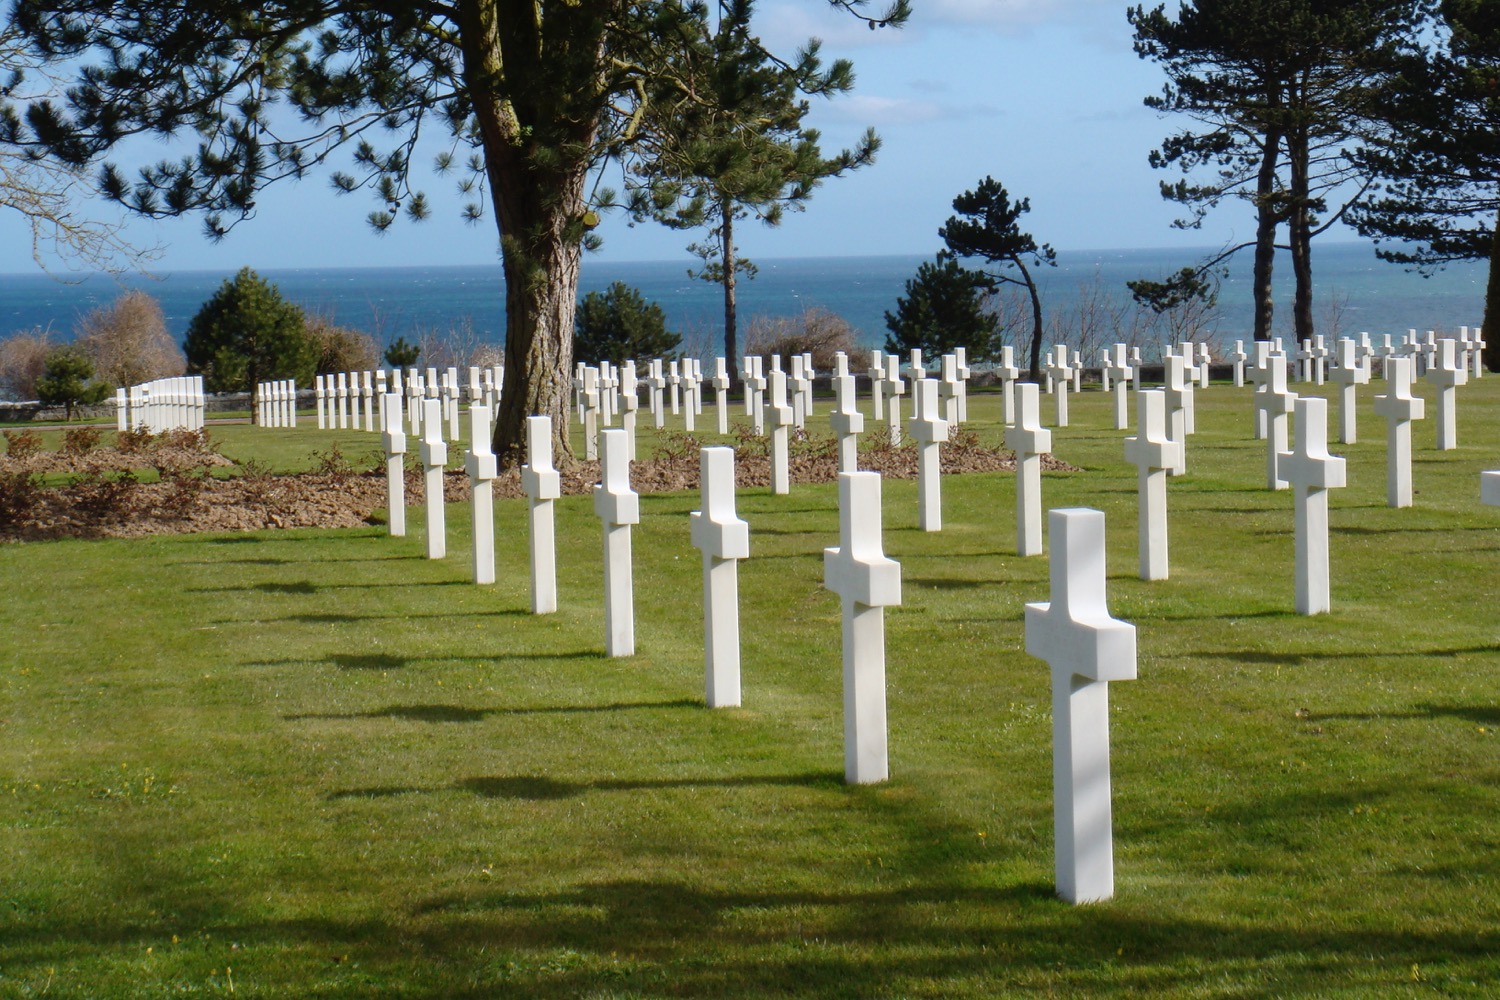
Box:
(1373, 356), (1425, 508)
(1124, 390), (1183, 581)
(909, 377), (950, 532)
(1024, 507), (1137, 905)
(648, 359), (667, 429)
(445, 366), (461, 440)
(1231, 340), (1248, 388)
(712, 357), (732, 434)
(594, 428), (640, 656)
(1424, 337), (1467, 450)
(361, 371), (374, 432)
(582, 366), (601, 461)
(1005, 382), (1052, 556)
(521, 415), (561, 614)
(1279, 397), (1346, 614)
(884, 354), (905, 445)
(335, 372), (349, 429)
(691, 447), (750, 708)
(381, 393), (407, 537)
(315, 375), (327, 429)
(667, 359), (682, 418)
(954, 346), (971, 422)
(465, 404), (498, 585)
(789, 355), (810, 430)
(420, 397), (448, 559)
(996, 344), (1020, 426)
(1255, 355), (1297, 489)
(868, 349), (887, 422)
(1310, 336), (1329, 385)
(1329, 337), (1369, 444)
(1246, 341), (1274, 439)
(619, 360), (640, 463)
(768, 368), (794, 495)
(1161, 353), (1193, 474)
(1104, 344), (1134, 430)
(1045, 344), (1075, 427)
(823, 471), (902, 785)
(407, 368), (423, 434)
(745, 355), (767, 435)
(1470, 327), (1486, 379)
(830, 368), (865, 473)
(939, 354), (961, 427)
(907, 348), (924, 398)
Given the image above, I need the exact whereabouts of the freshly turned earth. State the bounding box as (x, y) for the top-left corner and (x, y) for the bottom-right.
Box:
(0, 428), (1078, 542)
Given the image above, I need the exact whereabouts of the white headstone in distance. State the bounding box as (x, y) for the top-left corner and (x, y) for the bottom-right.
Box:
(1373, 356), (1425, 508)
(1256, 355), (1297, 489)
(619, 360), (640, 463)
(381, 393), (407, 537)
(1124, 389), (1182, 581)
(1482, 470), (1500, 506)
(939, 353), (961, 427)
(445, 367), (461, 440)
(746, 355), (767, 435)
(465, 404), (498, 585)
(712, 357), (732, 434)
(830, 369), (865, 473)
(521, 415), (561, 614)
(420, 397), (448, 559)
(884, 354), (904, 445)
(1231, 340), (1248, 388)
(1024, 507), (1137, 905)
(1329, 337), (1370, 444)
(691, 447), (750, 708)
(582, 366), (600, 461)
(996, 344), (1020, 426)
(1005, 382), (1052, 557)
(1279, 396), (1346, 614)
(335, 372), (349, 429)
(1198, 342), (1212, 389)
(868, 349), (887, 422)
(668, 358), (682, 418)
(594, 428), (640, 657)
(789, 355), (809, 430)
(1161, 353), (1193, 475)
(823, 471), (901, 785)
(315, 375), (327, 429)
(1104, 344), (1134, 431)
(1045, 344), (1074, 427)
(1424, 337), (1467, 450)
(954, 346), (971, 422)
(909, 377), (949, 532)
(362, 371), (375, 432)
(768, 368), (794, 495)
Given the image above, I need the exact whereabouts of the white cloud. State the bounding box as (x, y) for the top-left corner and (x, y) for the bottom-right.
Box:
(818, 93), (1002, 127)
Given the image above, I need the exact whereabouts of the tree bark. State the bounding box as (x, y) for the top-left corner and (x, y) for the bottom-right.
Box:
(1014, 255), (1045, 381)
(721, 202), (739, 389)
(1252, 127), (1283, 342)
(1486, 208), (1500, 373)
(1287, 122), (1314, 343)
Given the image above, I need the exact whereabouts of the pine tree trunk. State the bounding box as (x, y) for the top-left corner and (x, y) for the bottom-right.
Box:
(1288, 125), (1314, 343)
(1485, 212), (1500, 373)
(1252, 128), (1283, 342)
(1015, 256), (1045, 381)
(722, 205), (739, 389)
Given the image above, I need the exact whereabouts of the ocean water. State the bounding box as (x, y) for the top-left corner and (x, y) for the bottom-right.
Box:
(0, 242), (1485, 359)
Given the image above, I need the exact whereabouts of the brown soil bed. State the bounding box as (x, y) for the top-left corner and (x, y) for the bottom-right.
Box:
(0, 430), (1078, 542)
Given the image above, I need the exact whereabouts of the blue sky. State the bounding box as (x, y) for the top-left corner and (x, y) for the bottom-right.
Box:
(0, 1), (1282, 275)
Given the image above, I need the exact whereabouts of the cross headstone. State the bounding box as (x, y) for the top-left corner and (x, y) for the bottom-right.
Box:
(939, 354), (961, 427)
(582, 366), (601, 461)
(1124, 390), (1182, 581)
(823, 471), (902, 785)
(1471, 327), (1486, 379)
(996, 344), (1020, 426)
(1005, 382), (1052, 556)
(315, 375), (327, 429)
(1103, 344), (1134, 430)
(668, 359), (682, 418)
(1197, 342), (1212, 389)
(1024, 507), (1138, 905)
(745, 355), (767, 435)
(648, 359), (667, 429)
(521, 415), (561, 614)
(1255, 356), (1297, 490)
(1329, 337), (1369, 444)
(691, 447), (750, 708)
(907, 348), (924, 398)
(419, 397), (447, 559)
(381, 393), (407, 537)
(335, 372), (349, 429)
(1373, 356), (1425, 508)
(362, 371), (375, 432)
(1279, 397), (1346, 614)
(465, 404), (498, 585)
(619, 360), (640, 463)
(1231, 340), (1248, 388)
(789, 355), (809, 429)
(594, 428), (640, 656)
(909, 377), (950, 531)
(712, 357), (732, 434)
(444, 367), (461, 440)
(1044, 345), (1074, 427)
(1161, 353), (1193, 475)
(1424, 337), (1467, 450)
(884, 354), (905, 445)
(868, 349), (887, 422)
(830, 367), (865, 473)
(954, 346), (971, 422)
(768, 368), (794, 495)
(1247, 341), (1275, 439)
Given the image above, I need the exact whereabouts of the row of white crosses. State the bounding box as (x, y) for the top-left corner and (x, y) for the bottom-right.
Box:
(254, 380), (299, 428)
(316, 365), (503, 442)
(115, 376), (206, 433)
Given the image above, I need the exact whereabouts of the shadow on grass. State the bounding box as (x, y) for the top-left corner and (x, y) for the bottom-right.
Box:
(904, 577), (994, 591)
(225, 608), (531, 625)
(291, 697), (698, 725)
(195, 579), (477, 595)
(328, 768), (839, 802)
(1179, 643), (1498, 666)
(1306, 702), (1500, 726)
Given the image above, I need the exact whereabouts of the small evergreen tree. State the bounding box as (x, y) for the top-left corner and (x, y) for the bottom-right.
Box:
(183, 268), (314, 406)
(938, 177), (1055, 379)
(383, 336), (422, 368)
(35, 346), (109, 420)
(883, 253), (997, 362)
(573, 283), (682, 366)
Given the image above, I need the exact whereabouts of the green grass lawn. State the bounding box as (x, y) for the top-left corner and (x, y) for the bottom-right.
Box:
(3, 375), (1499, 998)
